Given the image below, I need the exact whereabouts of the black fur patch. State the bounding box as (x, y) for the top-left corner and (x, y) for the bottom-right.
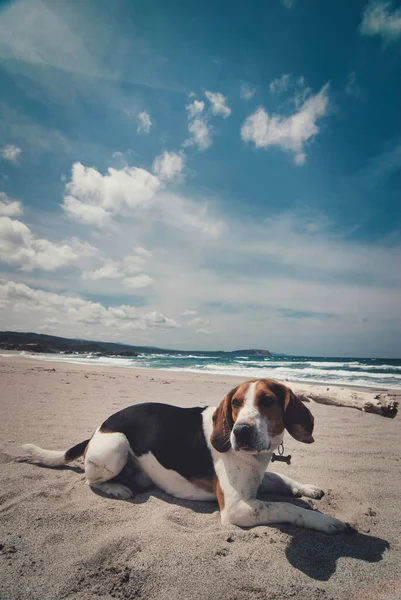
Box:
(65, 439), (90, 462)
(100, 403), (215, 481)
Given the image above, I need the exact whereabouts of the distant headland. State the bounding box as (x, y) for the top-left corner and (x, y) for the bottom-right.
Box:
(0, 331), (271, 358)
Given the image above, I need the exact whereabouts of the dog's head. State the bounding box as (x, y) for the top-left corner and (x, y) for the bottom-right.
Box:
(210, 378), (314, 454)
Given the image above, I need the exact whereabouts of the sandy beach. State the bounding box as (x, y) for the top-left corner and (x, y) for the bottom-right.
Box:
(1, 355), (400, 600)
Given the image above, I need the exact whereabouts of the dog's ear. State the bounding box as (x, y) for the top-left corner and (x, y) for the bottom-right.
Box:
(210, 387), (237, 453)
(281, 386), (314, 443)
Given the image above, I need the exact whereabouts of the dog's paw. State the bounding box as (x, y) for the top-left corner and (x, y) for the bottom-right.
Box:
(312, 514), (353, 534)
(89, 482), (133, 500)
(296, 484), (325, 500)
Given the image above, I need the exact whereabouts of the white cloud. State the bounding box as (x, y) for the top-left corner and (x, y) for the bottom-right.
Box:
(204, 90), (231, 118)
(293, 152), (307, 166)
(240, 83), (256, 101)
(68, 162), (160, 210)
(156, 191), (225, 238)
(61, 161), (223, 243)
(69, 238), (99, 258)
(63, 195), (111, 227)
(0, 279), (177, 337)
(62, 161), (161, 226)
(360, 1), (401, 42)
(0, 192), (23, 216)
(0, 1), (99, 77)
(123, 254), (146, 274)
(185, 99), (205, 118)
(186, 118), (212, 150)
(0, 217), (79, 271)
(188, 317), (205, 326)
(269, 74), (311, 102)
(1, 144), (21, 163)
(269, 74), (291, 93)
(135, 247), (152, 258)
(241, 84), (330, 164)
(153, 151), (185, 180)
(137, 110), (152, 134)
(143, 311), (178, 328)
(83, 260), (123, 280)
(123, 274), (153, 289)
(108, 305), (137, 320)
(82, 249), (150, 282)
(184, 97), (213, 150)
(188, 316), (213, 333)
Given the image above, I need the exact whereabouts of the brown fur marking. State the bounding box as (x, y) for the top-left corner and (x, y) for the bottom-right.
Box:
(190, 476), (217, 494)
(254, 380), (286, 437)
(215, 478), (225, 511)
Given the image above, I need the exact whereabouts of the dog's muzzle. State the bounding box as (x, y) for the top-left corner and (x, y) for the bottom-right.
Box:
(233, 423), (257, 450)
(233, 422), (271, 453)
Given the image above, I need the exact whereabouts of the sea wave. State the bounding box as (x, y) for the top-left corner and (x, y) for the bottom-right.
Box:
(306, 361), (401, 371)
(3, 351), (400, 389)
(267, 366), (401, 380)
(140, 353), (219, 360)
(165, 366), (400, 389)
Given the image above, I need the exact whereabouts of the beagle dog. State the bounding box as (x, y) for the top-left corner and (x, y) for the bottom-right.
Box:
(21, 378), (350, 534)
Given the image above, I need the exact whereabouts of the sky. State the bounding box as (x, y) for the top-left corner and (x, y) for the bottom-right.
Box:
(0, 0), (400, 357)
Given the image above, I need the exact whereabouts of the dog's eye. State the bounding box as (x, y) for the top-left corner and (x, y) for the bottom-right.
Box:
(232, 399), (241, 409)
(260, 396), (274, 407)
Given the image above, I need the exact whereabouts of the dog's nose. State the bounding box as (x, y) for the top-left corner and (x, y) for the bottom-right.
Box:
(234, 423), (255, 446)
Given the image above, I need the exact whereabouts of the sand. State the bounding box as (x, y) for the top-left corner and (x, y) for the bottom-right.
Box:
(0, 355), (400, 600)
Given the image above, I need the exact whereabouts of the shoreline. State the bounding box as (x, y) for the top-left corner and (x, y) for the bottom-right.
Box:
(1, 350), (400, 394)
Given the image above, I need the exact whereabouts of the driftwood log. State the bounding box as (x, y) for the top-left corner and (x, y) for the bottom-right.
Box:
(291, 384), (399, 419)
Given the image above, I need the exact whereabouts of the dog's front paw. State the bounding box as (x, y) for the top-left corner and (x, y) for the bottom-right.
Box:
(296, 484), (325, 500)
(312, 513), (353, 534)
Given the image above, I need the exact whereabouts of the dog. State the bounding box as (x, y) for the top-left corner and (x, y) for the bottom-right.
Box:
(21, 378), (350, 534)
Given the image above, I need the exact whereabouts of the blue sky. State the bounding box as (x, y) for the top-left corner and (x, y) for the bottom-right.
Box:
(0, 0), (400, 357)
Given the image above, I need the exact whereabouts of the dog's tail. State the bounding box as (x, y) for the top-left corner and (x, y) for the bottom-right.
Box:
(20, 439), (90, 467)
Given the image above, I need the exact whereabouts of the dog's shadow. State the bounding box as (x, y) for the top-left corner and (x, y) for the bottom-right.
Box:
(282, 527), (389, 581)
(255, 492), (389, 580)
(16, 456), (84, 475)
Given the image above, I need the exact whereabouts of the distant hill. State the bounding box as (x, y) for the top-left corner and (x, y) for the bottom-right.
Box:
(0, 331), (271, 358)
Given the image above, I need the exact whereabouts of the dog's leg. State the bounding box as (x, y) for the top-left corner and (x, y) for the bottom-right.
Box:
(221, 498), (350, 533)
(259, 472), (324, 499)
(84, 429), (132, 499)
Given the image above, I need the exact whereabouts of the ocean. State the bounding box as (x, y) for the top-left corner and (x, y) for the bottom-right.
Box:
(12, 351), (401, 389)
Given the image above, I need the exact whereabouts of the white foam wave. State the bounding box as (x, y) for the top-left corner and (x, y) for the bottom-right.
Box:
(5, 352), (401, 389)
(143, 353), (219, 360)
(263, 366), (401, 381)
(22, 353), (138, 368)
(234, 360), (311, 368)
(306, 361), (351, 368)
(165, 366), (400, 389)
